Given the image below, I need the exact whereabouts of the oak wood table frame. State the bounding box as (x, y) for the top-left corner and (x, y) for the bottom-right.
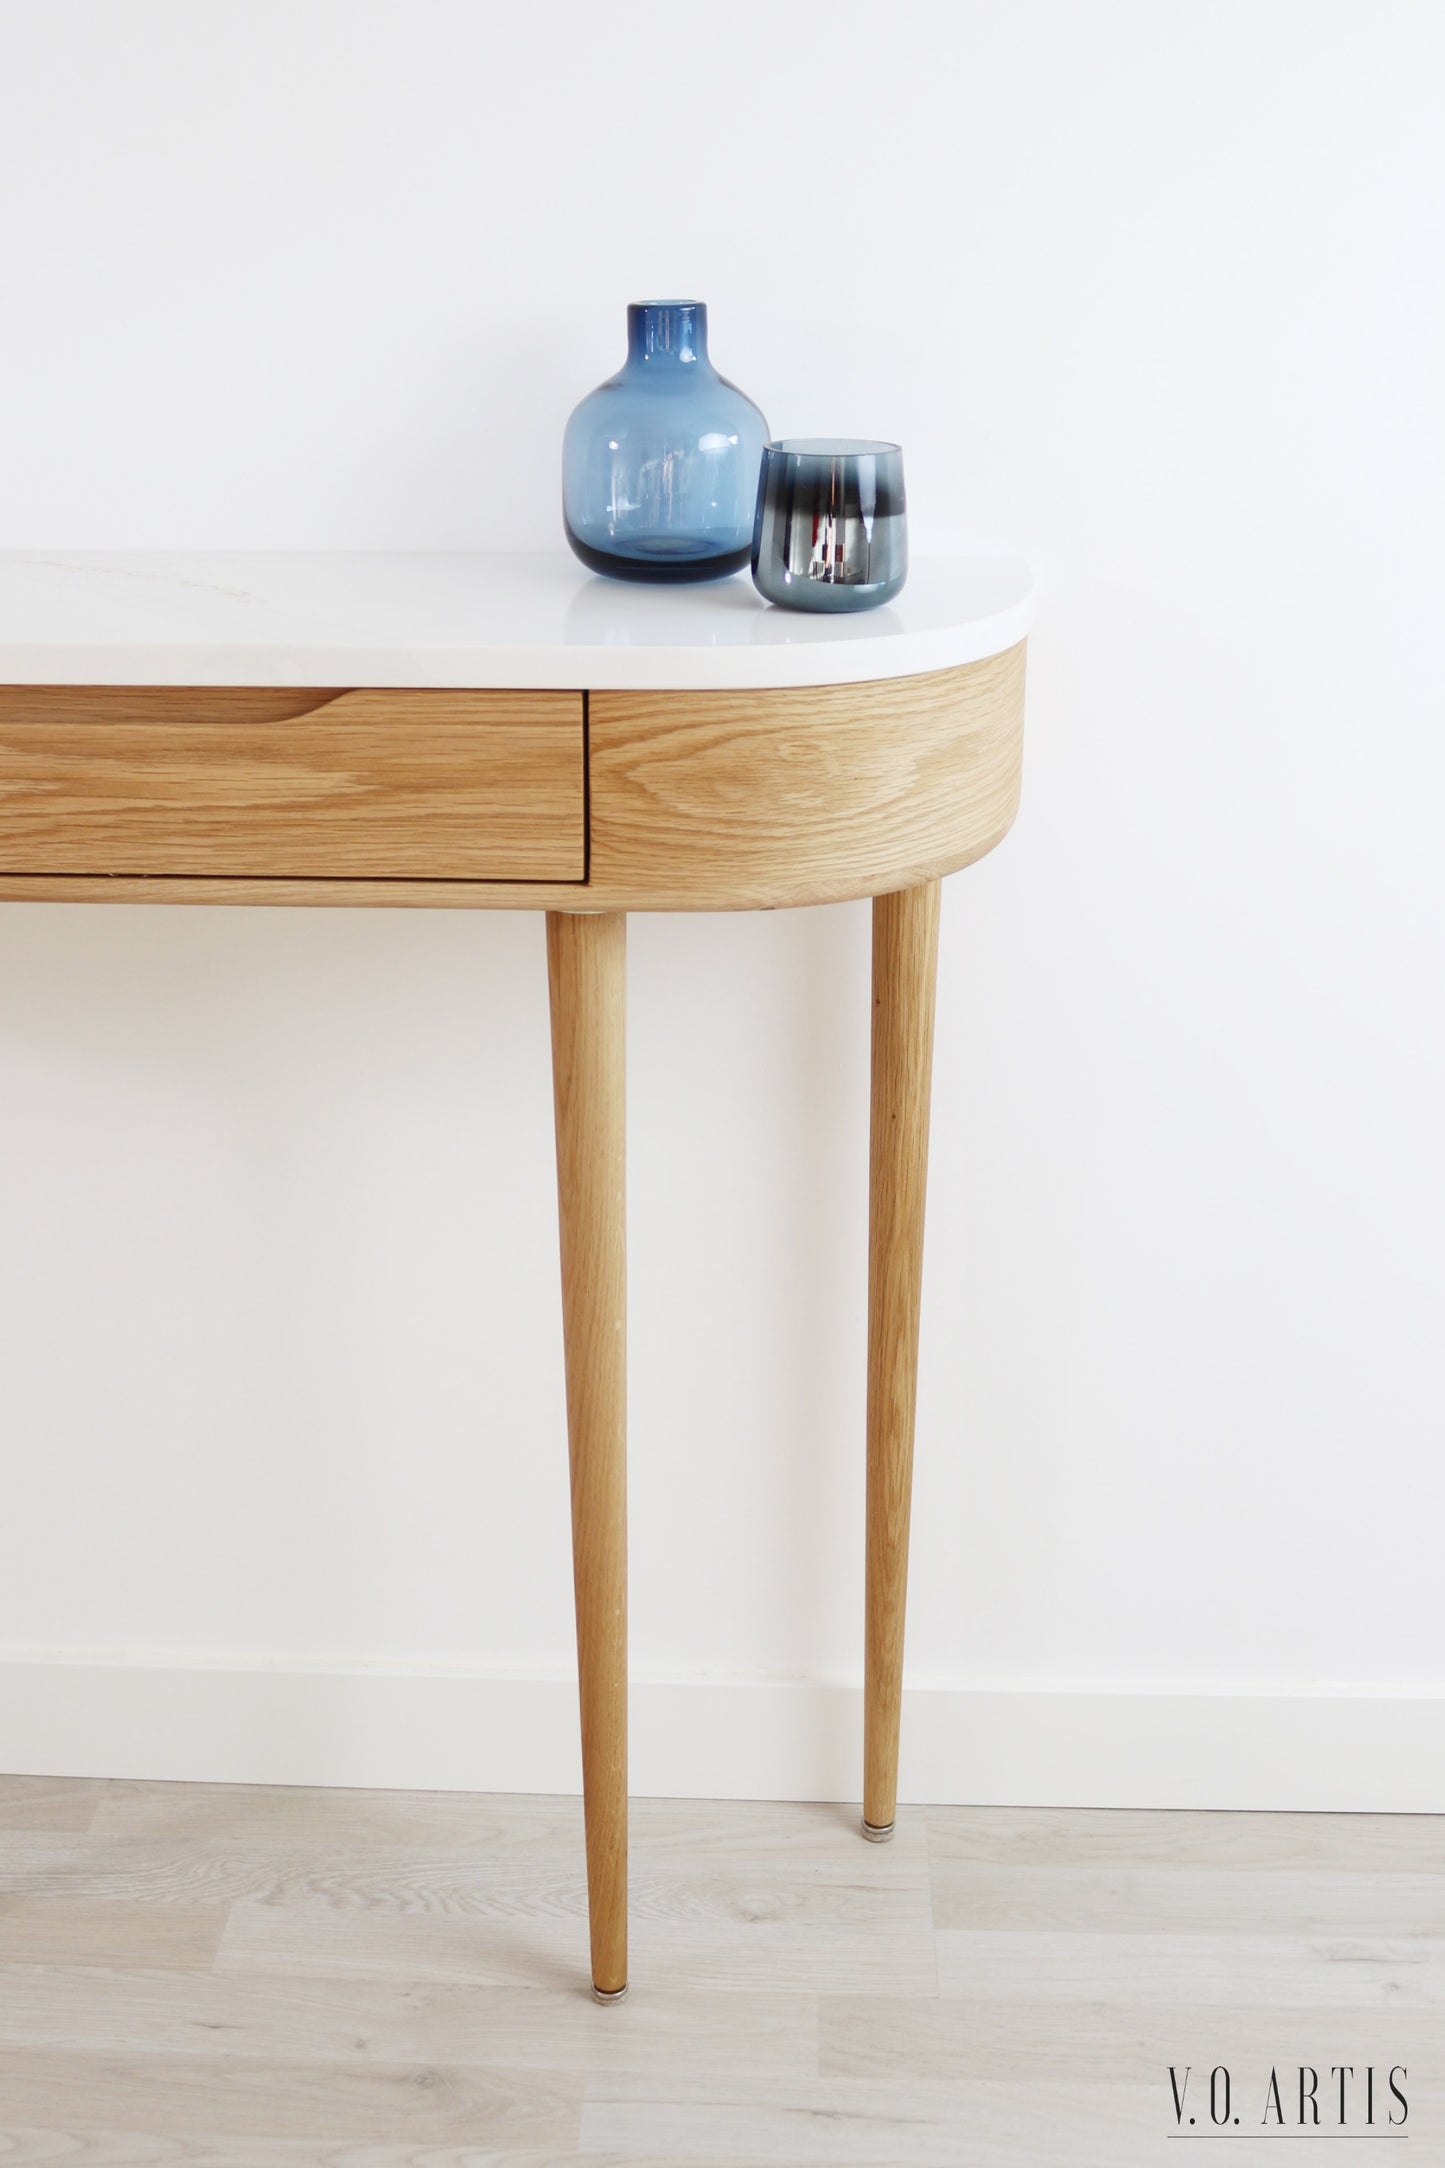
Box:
(0, 639), (1026, 2002)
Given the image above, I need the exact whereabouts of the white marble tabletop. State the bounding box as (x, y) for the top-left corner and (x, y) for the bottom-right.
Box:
(0, 552), (1033, 691)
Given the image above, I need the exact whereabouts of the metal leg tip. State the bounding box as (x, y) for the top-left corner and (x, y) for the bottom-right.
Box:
(861, 1817), (896, 1843)
(591, 1981), (629, 2005)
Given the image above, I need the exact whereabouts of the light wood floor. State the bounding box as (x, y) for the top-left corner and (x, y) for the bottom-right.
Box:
(0, 1776), (1440, 2163)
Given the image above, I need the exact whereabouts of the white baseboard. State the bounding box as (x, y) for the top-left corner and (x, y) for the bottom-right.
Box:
(1, 1655), (1442, 1811)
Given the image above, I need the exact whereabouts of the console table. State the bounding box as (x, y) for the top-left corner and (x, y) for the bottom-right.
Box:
(0, 550), (1033, 2000)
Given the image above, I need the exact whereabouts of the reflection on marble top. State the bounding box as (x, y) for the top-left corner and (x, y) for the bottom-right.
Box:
(0, 551), (1034, 690)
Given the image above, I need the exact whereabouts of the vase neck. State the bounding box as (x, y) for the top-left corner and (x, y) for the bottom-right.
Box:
(627, 300), (708, 367)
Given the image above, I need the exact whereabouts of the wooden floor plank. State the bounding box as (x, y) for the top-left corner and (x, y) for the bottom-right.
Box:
(930, 1863), (1445, 1936)
(0, 1775), (106, 1833)
(936, 1926), (1445, 2006)
(0, 1837), (926, 1921)
(820, 1993), (1444, 2082)
(0, 2049), (582, 2146)
(0, 1897), (225, 1970)
(215, 1894), (939, 1998)
(91, 1783), (928, 1871)
(926, 1804), (1445, 1871)
(0, 2146), (783, 2168)
(90, 1780), (590, 1852)
(579, 2072), (1165, 2166)
(0, 1964), (816, 2076)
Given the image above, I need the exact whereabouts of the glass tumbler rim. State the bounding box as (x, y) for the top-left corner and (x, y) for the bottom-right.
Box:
(765, 437), (902, 460)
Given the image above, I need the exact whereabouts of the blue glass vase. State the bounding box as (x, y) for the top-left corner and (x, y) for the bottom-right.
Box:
(563, 301), (769, 583)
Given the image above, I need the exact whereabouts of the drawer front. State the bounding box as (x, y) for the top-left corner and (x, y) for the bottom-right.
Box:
(0, 687), (585, 880)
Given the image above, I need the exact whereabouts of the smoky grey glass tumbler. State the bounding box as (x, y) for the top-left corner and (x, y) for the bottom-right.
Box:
(751, 438), (907, 611)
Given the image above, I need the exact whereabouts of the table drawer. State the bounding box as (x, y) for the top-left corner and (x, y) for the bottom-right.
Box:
(0, 686), (585, 880)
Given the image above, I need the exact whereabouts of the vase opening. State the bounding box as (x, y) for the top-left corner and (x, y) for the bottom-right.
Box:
(627, 300), (707, 365)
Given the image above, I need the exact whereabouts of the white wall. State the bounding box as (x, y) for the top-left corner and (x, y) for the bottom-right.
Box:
(1, 1), (1442, 1805)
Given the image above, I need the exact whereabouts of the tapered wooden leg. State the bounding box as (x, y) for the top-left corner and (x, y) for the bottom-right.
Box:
(547, 910), (628, 2000)
(863, 879), (941, 1841)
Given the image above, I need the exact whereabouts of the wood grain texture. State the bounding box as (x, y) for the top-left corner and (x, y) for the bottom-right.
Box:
(0, 871), (583, 907)
(930, 1864), (1445, 1937)
(587, 646), (1024, 910)
(213, 1891), (939, 1999)
(925, 1802), (1445, 1870)
(0, 1964), (816, 2076)
(0, 685), (584, 880)
(864, 881), (940, 1836)
(0, 1895), (225, 1968)
(547, 911), (628, 1999)
(0, 1772), (104, 1831)
(88, 1779), (590, 1850)
(821, 1994), (1445, 2083)
(0, 645), (1025, 908)
(578, 2070), (1160, 2165)
(0, 1788), (1439, 2162)
(934, 1924), (1445, 2007)
(0, 2049), (583, 2146)
(0, 1835), (925, 1930)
